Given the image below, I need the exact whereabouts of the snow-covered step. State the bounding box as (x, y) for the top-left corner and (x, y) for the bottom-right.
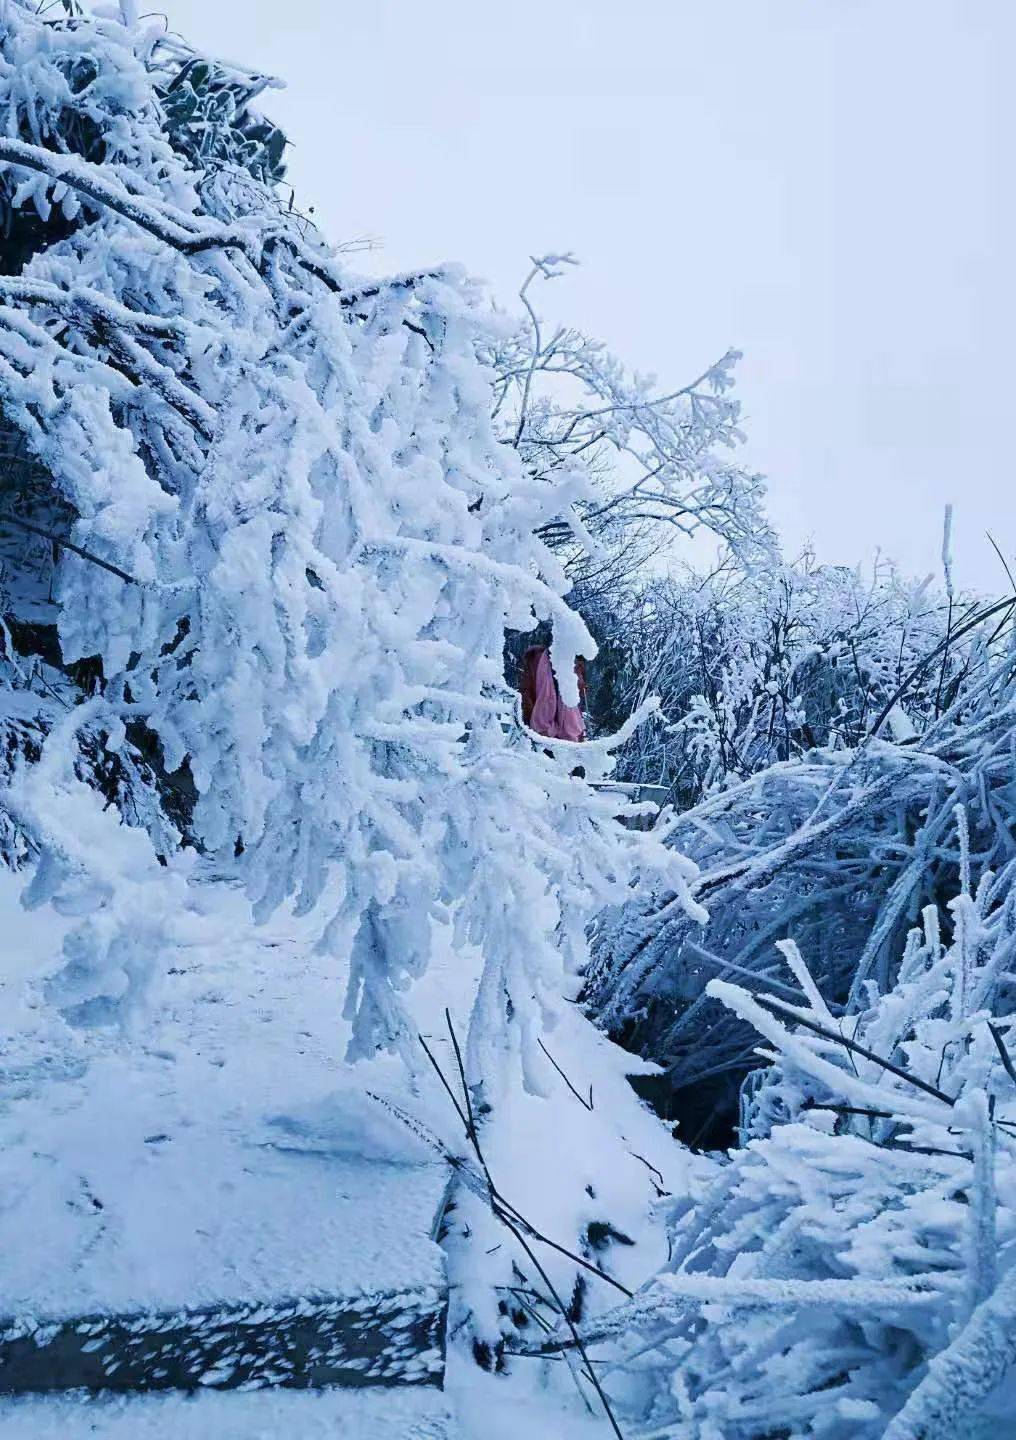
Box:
(0, 1285), (445, 1395)
(0, 1383), (458, 1438)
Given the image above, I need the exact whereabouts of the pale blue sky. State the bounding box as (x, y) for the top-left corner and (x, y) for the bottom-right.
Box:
(165, 0), (1015, 590)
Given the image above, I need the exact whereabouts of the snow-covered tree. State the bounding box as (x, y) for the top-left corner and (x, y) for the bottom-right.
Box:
(0, 5), (708, 1397)
(599, 552), (972, 803)
(485, 256), (775, 602)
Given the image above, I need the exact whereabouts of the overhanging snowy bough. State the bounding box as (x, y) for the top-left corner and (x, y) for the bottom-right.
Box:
(0, 1), (689, 1191)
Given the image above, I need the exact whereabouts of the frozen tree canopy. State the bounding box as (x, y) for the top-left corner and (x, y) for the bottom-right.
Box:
(0, 0), (694, 1063)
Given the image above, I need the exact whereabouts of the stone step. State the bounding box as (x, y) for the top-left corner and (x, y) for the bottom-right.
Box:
(0, 1115), (450, 1396)
(0, 1286), (446, 1395)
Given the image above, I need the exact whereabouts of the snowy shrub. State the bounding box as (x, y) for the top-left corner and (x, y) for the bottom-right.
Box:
(601, 553), (969, 804)
(587, 598), (1015, 1142)
(584, 843), (1016, 1438)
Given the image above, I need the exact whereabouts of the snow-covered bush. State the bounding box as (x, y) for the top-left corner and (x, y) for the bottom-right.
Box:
(588, 840), (1016, 1437)
(601, 554), (968, 804)
(587, 593), (1014, 1143)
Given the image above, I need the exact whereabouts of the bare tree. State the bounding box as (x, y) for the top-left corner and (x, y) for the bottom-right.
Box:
(485, 256), (775, 600)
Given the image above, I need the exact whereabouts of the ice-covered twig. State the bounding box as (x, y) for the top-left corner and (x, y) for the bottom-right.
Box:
(882, 1262), (1016, 1440)
(706, 979), (951, 1122)
(0, 135), (258, 256)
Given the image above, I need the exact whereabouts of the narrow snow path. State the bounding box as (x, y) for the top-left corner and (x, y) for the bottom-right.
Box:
(0, 865), (445, 1325)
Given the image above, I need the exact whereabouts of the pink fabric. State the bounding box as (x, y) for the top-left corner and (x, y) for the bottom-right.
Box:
(526, 649), (585, 741)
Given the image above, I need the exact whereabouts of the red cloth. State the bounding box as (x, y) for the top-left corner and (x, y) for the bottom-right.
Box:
(520, 647), (586, 741)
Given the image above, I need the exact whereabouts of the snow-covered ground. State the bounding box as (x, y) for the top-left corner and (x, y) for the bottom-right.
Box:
(0, 861), (682, 1436)
(0, 862), (455, 1428)
(0, 866), (447, 1317)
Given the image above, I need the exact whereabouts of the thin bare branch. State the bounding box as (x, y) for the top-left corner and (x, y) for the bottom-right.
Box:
(0, 511), (136, 583)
